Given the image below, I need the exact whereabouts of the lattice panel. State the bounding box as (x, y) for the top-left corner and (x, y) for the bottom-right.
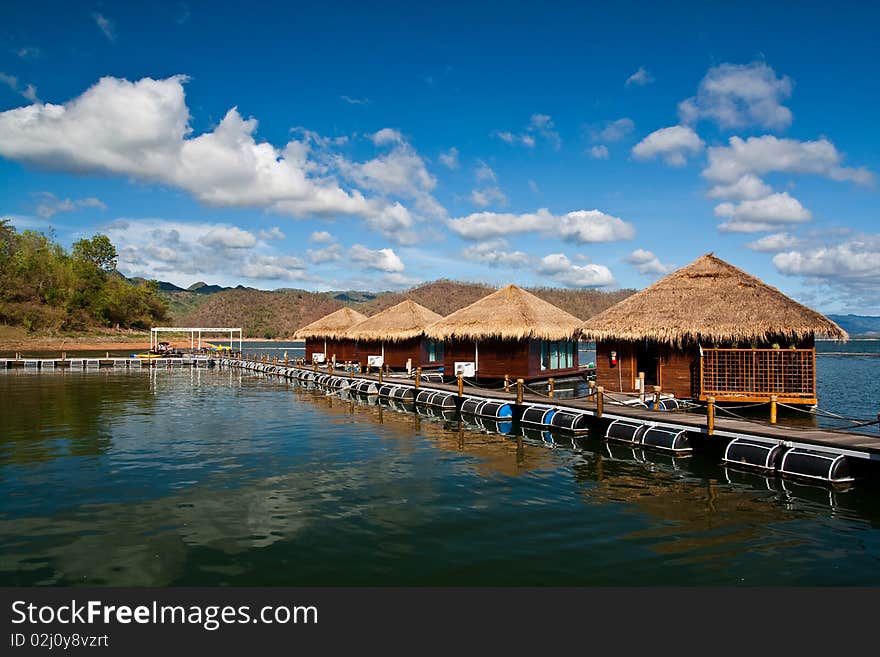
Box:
(700, 348), (815, 401)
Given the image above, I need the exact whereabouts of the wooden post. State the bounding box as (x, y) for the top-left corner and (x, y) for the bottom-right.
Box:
(379, 367), (384, 384)
(504, 374), (510, 392)
(415, 367), (421, 390)
(707, 396), (715, 435)
(516, 378), (524, 406)
(653, 385), (662, 410)
(548, 378), (554, 398)
(589, 380), (595, 396)
(638, 371), (645, 404)
(313, 360), (318, 373)
(273, 355), (277, 365)
(770, 395), (778, 424)
(596, 386), (604, 418)
(457, 374), (464, 397)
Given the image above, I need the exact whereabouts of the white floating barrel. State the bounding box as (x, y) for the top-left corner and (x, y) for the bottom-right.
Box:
(604, 419), (647, 444)
(779, 448), (854, 484)
(520, 404), (556, 427)
(723, 437), (786, 471)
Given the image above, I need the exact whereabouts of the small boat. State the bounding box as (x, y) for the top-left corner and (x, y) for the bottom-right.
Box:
(134, 352), (165, 359)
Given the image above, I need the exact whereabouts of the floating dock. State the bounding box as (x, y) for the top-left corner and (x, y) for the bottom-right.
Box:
(0, 356), (215, 369)
(221, 356), (880, 485)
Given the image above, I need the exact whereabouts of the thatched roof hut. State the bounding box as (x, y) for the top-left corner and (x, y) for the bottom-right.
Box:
(425, 284), (582, 342)
(580, 254), (847, 346)
(345, 299), (442, 342)
(293, 307), (368, 340)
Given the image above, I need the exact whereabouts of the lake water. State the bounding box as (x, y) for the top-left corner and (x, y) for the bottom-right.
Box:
(1, 342), (879, 586)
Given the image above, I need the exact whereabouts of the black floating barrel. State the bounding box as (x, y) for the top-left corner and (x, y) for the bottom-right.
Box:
(460, 397), (485, 416)
(414, 389), (435, 406)
(520, 404), (557, 427)
(549, 409), (591, 434)
(390, 386), (415, 402)
(605, 420), (647, 444)
(378, 383), (397, 398)
(723, 438), (786, 471)
(640, 426), (693, 454)
(779, 448), (854, 484)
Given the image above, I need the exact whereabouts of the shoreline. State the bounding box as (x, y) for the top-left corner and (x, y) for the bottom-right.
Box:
(0, 333), (303, 353)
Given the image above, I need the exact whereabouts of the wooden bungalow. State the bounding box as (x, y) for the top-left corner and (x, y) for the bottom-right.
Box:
(579, 253), (847, 404)
(425, 284), (583, 381)
(292, 307), (368, 365)
(344, 299), (444, 371)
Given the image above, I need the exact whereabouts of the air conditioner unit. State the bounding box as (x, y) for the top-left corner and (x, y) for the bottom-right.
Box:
(454, 361), (475, 377)
(367, 355), (384, 368)
(312, 353), (326, 363)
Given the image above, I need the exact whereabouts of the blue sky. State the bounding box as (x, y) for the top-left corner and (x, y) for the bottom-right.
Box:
(1, 1), (878, 313)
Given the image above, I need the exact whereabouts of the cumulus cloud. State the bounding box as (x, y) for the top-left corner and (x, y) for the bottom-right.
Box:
(714, 191), (812, 232)
(474, 160), (497, 183)
(772, 236), (880, 309)
(625, 67), (653, 87)
(258, 226), (285, 241)
(309, 230), (335, 244)
(201, 225), (258, 248)
(447, 208), (636, 243)
(632, 125), (704, 166)
(679, 61), (793, 130)
(591, 118), (635, 142)
(93, 13), (116, 42)
(589, 145), (609, 160)
(703, 135), (873, 186)
(470, 187), (507, 208)
(746, 232), (805, 252)
(461, 239), (531, 268)
(240, 255), (307, 281)
(494, 113), (561, 150)
(625, 248), (675, 275)
(706, 173), (773, 200)
(537, 253), (615, 287)
(349, 244), (405, 272)
(307, 243), (342, 264)
(0, 75), (439, 244)
(33, 192), (106, 219)
(439, 147), (459, 170)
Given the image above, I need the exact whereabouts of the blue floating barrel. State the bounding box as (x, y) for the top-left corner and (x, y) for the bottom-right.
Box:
(520, 404), (557, 427)
(640, 426), (693, 454)
(477, 417), (513, 435)
(549, 409), (591, 434)
(479, 399), (513, 419)
(605, 420), (647, 444)
(723, 437), (786, 471)
(519, 425), (553, 443)
(779, 448), (854, 484)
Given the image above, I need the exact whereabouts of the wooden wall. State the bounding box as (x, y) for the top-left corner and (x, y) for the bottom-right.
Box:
(442, 338), (580, 381)
(305, 338), (359, 363)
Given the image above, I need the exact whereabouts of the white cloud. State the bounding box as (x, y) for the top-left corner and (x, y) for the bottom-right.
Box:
(714, 192), (811, 232)
(537, 254), (615, 287)
(632, 125), (704, 166)
(201, 226), (258, 248)
(15, 47), (41, 59)
(589, 145), (609, 160)
(307, 243), (342, 264)
(0, 71), (39, 103)
(349, 244), (405, 272)
(0, 75), (436, 244)
(626, 67), (653, 87)
(309, 230), (335, 244)
(474, 160), (497, 183)
(625, 248), (675, 275)
(461, 239), (531, 268)
(93, 13), (116, 42)
(494, 113), (561, 150)
(746, 232), (805, 252)
(448, 208), (635, 243)
(591, 118), (635, 142)
(240, 255), (308, 281)
(706, 173), (773, 200)
(703, 135), (873, 186)
(528, 179), (539, 194)
(679, 61), (793, 130)
(33, 192), (106, 219)
(439, 147), (459, 170)
(470, 187), (507, 208)
(340, 95), (370, 105)
(0, 72), (17, 89)
(258, 226), (285, 241)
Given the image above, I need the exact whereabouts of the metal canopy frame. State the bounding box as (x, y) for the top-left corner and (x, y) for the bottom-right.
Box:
(150, 327), (243, 353)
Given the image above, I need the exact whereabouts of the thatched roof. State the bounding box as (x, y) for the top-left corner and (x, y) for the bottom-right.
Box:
(345, 299), (443, 343)
(292, 307), (368, 340)
(579, 253), (847, 345)
(425, 284), (582, 341)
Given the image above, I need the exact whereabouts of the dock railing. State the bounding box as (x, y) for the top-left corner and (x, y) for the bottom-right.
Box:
(700, 347), (816, 404)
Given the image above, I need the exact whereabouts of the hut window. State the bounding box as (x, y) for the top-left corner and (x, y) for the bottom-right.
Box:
(426, 339), (443, 363)
(539, 340), (575, 370)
